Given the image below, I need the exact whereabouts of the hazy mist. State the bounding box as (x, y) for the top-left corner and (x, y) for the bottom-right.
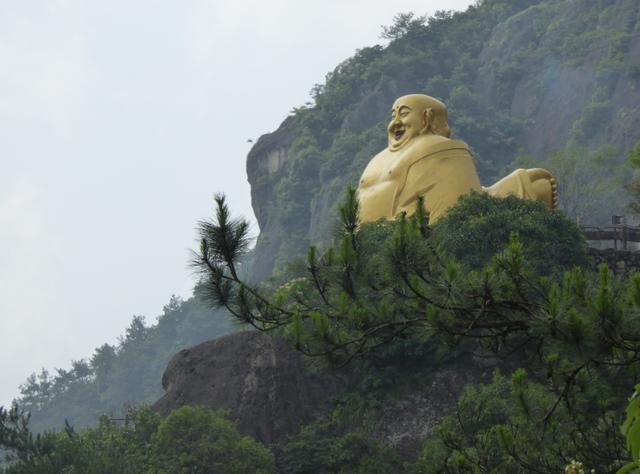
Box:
(0, 0), (474, 406)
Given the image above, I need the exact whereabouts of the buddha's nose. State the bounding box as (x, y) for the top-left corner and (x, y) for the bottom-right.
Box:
(388, 119), (401, 133)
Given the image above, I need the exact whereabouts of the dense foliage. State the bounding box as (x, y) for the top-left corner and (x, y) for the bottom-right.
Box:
(0, 405), (274, 474)
(4, 189), (640, 472)
(619, 385), (640, 473)
(515, 144), (629, 224)
(431, 191), (588, 274)
(278, 416), (403, 474)
(13, 296), (237, 434)
(189, 190), (640, 472)
(626, 144), (640, 217)
(196, 191), (593, 366)
(415, 369), (622, 473)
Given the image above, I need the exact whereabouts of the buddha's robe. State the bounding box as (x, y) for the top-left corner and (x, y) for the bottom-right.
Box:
(358, 137), (482, 224)
(358, 137), (554, 224)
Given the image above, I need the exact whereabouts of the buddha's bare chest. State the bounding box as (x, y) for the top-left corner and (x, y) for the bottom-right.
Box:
(358, 150), (407, 189)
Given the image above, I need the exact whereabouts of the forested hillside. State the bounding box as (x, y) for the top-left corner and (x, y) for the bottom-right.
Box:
(247, 0), (640, 278)
(13, 297), (237, 433)
(6, 190), (640, 473)
(7, 0), (640, 459)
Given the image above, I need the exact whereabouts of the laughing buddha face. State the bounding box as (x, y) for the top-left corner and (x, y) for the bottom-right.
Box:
(387, 94), (451, 151)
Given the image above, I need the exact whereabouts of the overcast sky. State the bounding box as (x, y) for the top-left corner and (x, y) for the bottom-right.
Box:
(0, 0), (475, 406)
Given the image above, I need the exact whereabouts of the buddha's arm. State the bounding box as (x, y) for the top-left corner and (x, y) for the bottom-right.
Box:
(394, 149), (482, 223)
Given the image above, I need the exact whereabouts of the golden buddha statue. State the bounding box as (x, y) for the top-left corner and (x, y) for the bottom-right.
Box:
(357, 94), (557, 224)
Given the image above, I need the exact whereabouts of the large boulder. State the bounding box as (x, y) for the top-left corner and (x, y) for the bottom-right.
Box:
(152, 331), (340, 445)
(153, 330), (509, 460)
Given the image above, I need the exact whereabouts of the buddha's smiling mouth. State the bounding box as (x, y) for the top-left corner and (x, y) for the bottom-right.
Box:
(394, 128), (405, 140)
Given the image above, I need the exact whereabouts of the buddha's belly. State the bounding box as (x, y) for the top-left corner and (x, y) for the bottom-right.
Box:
(358, 181), (396, 222)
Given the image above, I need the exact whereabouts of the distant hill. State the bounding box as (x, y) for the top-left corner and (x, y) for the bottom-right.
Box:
(15, 296), (238, 433)
(247, 0), (640, 279)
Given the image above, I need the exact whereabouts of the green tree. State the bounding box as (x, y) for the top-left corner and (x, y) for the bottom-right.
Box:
(414, 370), (620, 473)
(1, 405), (160, 474)
(151, 406), (275, 474)
(379, 12), (427, 40)
(193, 190), (576, 365)
(279, 417), (403, 474)
(15, 296), (238, 434)
(626, 142), (640, 216)
(619, 385), (640, 474)
(431, 191), (588, 274)
(1, 405), (274, 474)
(515, 145), (626, 224)
(193, 189), (640, 471)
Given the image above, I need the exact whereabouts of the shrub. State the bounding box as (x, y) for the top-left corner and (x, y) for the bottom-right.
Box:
(431, 192), (588, 275)
(151, 406), (275, 474)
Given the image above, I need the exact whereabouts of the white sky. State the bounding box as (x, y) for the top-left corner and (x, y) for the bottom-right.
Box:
(0, 0), (474, 406)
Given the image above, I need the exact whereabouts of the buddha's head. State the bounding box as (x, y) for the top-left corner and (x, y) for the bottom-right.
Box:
(387, 94), (451, 151)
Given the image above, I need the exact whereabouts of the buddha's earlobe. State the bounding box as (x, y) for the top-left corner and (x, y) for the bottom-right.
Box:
(420, 108), (434, 134)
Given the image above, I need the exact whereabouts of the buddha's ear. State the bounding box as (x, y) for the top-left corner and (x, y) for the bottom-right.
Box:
(421, 108), (435, 134)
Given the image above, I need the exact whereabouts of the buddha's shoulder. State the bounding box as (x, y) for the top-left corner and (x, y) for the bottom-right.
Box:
(363, 137), (472, 175)
(363, 147), (394, 168)
(407, 135), (471, 157)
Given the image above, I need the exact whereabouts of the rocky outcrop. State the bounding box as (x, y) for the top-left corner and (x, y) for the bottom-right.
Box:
(153, 331), (510, 459)
(153, 331), (341, 445)
(245, 117), (302, 281)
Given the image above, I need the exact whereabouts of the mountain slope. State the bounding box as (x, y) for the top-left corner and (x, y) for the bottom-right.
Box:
(247, 0), (640, 279)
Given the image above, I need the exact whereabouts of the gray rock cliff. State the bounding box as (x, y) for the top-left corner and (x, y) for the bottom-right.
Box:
(153, 331), (506, 459)
(153, 331), (340, 445)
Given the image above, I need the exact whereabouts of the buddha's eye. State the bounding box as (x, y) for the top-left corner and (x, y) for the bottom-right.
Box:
(400, 111), (409, 118)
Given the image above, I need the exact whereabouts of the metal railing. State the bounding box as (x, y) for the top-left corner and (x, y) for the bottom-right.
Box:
(580, 217), (640, 251)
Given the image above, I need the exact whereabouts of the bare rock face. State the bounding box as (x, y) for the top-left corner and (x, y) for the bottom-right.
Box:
(245, 116), (301, 282)
(475, 0), (640, 160)
(153, 331), (513, 459)
(153, 331), (340, 445)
